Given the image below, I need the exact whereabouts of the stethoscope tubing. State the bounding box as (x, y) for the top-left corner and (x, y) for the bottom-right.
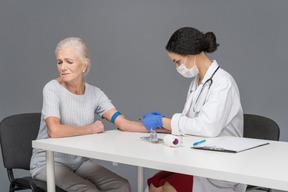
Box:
(193, 66), (220, 112)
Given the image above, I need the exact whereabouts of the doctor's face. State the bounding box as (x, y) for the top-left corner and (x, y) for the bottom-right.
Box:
(167, 52), (194, 69)
(168, 52), (185, 68)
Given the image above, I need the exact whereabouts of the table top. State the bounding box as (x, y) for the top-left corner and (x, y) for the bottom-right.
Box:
(32, 130), (288, 191)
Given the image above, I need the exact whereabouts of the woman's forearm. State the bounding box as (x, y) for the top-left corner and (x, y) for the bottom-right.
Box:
(103, 108), (149, 132)
(162, 117), (172, 131)
(116, 116), (171, 133)
(48, 124), (90, 138)
(115, 117), (149, 132)
(46, 117), (104, 138)
(103, 109), (170, 133)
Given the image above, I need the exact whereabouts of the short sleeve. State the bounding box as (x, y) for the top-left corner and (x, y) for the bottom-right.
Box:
(41, 85), (61, 120)
(95, 89), (115, 117)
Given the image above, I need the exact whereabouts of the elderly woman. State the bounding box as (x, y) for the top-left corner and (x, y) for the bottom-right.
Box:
(30, 37), (150, 192)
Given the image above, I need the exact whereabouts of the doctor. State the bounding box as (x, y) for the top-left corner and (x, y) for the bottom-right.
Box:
(142, 27), (246, 192)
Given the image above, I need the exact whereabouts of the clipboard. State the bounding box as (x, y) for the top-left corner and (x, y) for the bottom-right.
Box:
(191, 138), (269, 153)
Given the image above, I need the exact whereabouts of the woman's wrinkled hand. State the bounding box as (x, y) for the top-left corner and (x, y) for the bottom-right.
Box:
(90, 120), (104, 134)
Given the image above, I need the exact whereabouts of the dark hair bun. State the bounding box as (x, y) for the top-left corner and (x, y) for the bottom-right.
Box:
(204, 32), (219, 53)
(166, 27), (219, 55)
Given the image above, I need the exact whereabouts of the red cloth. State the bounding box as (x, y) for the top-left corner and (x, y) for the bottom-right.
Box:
(147, 171), (193, 192)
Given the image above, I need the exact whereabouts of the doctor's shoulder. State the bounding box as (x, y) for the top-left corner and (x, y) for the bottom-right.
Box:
(211, 70), (235, 90)
(212, 69), (240, 95)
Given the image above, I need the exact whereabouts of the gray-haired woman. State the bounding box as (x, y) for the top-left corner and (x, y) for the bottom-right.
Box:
(30, 37), (155, 192)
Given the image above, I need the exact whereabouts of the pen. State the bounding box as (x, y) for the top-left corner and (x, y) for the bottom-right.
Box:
(193, 139), (206, 146)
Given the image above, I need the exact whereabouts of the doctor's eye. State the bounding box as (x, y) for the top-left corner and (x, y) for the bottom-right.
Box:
(172, 59), (180, 64)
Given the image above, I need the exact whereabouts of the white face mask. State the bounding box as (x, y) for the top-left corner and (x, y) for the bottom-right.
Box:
(176, 56), (198, 78)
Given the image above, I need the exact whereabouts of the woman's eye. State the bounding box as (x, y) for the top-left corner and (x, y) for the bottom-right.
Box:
(67, 61), (73, 64)
(57, 61), (62, 65)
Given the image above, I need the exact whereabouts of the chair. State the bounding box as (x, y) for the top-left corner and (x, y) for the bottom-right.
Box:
(0, 113), (65, 192)
(243, 114), (280, 192)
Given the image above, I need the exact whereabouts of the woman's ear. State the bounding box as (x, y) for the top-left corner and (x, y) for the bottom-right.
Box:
(83, 58), (89, 71)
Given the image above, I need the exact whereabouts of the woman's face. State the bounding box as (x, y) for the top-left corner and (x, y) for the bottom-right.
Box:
(56, 46), (87, 84)
(167, 52), (194, 69)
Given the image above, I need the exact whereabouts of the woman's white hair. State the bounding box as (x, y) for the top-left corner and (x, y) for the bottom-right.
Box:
(55, 37), (91, 76)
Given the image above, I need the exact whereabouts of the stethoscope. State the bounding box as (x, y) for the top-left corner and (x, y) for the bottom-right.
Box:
(193, 66), (220, 112)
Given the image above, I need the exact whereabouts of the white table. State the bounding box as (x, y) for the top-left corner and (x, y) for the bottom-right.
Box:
(32, 130), (288, 192)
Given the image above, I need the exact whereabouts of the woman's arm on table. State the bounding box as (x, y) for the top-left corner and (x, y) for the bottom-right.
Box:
(46, 117), (104, 138)
(103, 108), (170, 133)
(162, 117), (172, 131)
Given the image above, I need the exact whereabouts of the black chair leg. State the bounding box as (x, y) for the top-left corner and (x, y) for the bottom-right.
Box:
(9, 183), (15, 192)
(30, 183), (40, 192)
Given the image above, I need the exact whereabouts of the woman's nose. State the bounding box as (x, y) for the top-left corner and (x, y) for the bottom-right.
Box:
(61, 62), (67, 70)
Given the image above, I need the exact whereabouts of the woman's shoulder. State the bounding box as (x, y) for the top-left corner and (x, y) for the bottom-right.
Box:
(217, 68), (233, 81)
(213, 67), (239, 93)
(43, 79), (61, 92)
(85, 82), (104, 95)
(209, 61), (233, 82)
(86, 82), (99, 90)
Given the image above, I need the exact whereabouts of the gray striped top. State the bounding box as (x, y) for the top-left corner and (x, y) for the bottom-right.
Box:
(30, 80), (115, 176)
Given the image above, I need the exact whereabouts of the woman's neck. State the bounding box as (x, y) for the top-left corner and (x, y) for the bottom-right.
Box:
(196, 52), (213, 84)
(56, 77), (85, 95)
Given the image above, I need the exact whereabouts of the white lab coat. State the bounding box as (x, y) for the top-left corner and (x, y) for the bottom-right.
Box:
(171, 60), (247, 192)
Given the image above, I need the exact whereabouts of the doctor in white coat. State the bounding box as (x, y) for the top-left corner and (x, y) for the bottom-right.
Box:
(142, 27), (246, 192)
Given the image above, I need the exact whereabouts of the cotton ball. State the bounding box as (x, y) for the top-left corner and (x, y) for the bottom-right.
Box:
(163, 135), (181, 147)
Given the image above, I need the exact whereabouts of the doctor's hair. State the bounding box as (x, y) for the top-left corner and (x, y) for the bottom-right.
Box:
(55, 37), (91, 76)
(165, 27), (219, 56)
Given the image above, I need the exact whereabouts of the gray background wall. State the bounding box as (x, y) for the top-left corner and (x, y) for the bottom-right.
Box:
(1, 0), (287, 191)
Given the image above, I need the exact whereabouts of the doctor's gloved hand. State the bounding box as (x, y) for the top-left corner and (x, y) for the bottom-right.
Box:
(143, 111), (164, 119)
(142, 112), (164, 131)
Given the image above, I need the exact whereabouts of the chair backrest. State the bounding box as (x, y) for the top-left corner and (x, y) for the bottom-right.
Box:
(0, 113), (41, 170)
(243, 114), (280, 141)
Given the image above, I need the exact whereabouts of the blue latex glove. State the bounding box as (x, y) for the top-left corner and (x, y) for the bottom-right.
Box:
(142, 112), (164, 130)
(143, 111), (164, 119)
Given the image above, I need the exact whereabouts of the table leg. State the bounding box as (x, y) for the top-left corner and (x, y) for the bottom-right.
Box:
(46, 150), (56, 192)
(137, 166), (144, 192)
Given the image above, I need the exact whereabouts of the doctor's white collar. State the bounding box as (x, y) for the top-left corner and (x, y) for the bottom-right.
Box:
(201, 60), (219, 83)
